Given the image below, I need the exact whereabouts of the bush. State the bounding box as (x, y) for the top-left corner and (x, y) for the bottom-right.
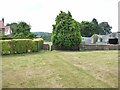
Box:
(0, 40), (11, 54)
(10, 39), (32, 54)
(52, 11), (81, 49)
(33, 38), (44, 50)
(0, 38), (43, 55)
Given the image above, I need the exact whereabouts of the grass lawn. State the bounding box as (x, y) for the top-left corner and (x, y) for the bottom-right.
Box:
(2, 50), (118, 88)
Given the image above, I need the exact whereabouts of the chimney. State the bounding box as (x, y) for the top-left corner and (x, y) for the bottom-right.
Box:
(2, 18), (4, 23)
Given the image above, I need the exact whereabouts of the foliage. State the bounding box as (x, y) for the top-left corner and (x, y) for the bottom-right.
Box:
(99, 22), (112, 35)
(9, 22), (34, 39)
(91, 18), (101, 34)
(52, 11), (81, 49)
(10, 23), (18, 35)
(13, 32), (34, 39)
(26, 33), (35, 39)
(80, 18), (112, 37)
(33, 38), (44, 50)
(0, 40), (11, 54)
(0, 38), (43, 55)
(80, 21), (95, 37)
(92, 18), (98, 25)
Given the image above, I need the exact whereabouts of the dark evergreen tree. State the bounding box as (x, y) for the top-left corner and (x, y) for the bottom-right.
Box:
(92, 18), (98, 25)
(52, 11), (81, 49)
(99, 22), (112, 35)
(80, 21), (94, 37)
(92, 18), (100, 34)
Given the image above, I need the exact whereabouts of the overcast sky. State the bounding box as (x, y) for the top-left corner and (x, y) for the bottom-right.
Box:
(0, 0), (119, 33)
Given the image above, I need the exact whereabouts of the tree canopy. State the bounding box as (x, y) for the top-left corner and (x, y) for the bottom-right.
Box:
(80, 21), (95, 37)
(80, 18), (112, 37)
(9, 22), (34, 39)
(99, 22), (112, 35)
(52, 11), (81, 49)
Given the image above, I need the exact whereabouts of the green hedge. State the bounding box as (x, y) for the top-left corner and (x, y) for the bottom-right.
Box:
(33, 38), (43, 50)
(0, 38), (43, 55)
(0, 40), (11, 54)
(0, 35), (13, 40)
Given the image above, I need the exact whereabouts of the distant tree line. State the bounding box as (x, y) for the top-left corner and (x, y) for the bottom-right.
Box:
(33, 32), (51, 41)
(80, 18), (112, 37)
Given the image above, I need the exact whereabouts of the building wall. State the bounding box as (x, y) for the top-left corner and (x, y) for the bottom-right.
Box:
(82, 37), (91, 44)
(4, 26), (12, 35)
(0, 18), (12, 36)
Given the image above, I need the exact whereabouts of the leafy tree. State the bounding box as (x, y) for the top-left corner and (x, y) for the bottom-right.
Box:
(91, 18), (100, 34)
(26, 33), (34, 39)
(80, 18), (112, 37)
(52, 11), (81, 49)
(9, 22), (34, 39)
(14, 33), (25, 39)
(10, 23), (18, 35)
(80, 21), (94, 37)
(17, 22), (31, 35)
(92, 18), (98, 25)
(99, 22), (112, 35)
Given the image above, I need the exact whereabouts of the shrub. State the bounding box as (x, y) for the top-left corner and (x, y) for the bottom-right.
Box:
(10, 39), (32, 54)
(0, 40), (11, 54)
(0, 38), (43, 55)
(33, 38), (44, 50)
(52, 11), (81, 49)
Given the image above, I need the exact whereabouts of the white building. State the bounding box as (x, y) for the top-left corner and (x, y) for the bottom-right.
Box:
(91, 32), (120, 44)
(82, 37), (91, 44)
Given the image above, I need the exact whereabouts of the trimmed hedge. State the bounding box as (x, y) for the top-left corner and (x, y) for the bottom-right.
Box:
(0, 35), (13, 40)
(32, 38), (43, 50)
(0, 38), (43, 55)
(1, 40), (11, 54)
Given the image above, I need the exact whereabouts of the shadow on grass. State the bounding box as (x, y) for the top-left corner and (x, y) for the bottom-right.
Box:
(2, 50), (117, 57)
(2, 50), (46, 57)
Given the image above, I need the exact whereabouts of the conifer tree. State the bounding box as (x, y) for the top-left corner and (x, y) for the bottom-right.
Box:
(52, 11), (81, 49)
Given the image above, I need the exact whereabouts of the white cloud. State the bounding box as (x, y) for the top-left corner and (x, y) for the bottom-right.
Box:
(0, 0), (119, 33)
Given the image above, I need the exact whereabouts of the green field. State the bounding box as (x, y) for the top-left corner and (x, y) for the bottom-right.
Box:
(2, 50), (118, 88)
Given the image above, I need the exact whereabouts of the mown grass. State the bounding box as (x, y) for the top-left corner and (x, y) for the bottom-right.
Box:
(2, 50), (118, 88)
